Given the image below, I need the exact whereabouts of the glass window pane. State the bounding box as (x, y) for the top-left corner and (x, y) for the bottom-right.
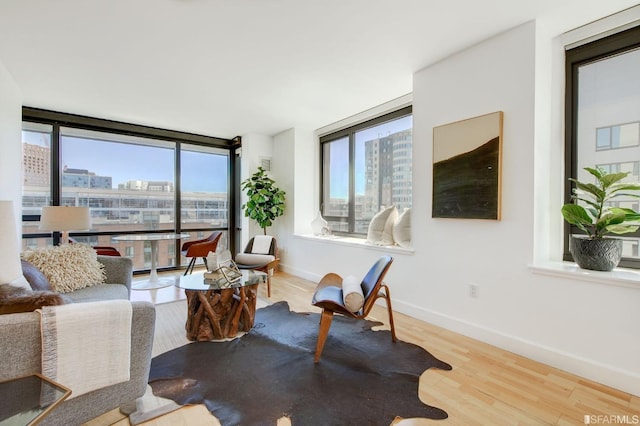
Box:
(180, 144), (229, 229)
(60, 128), (176, 234)
(577, 46), (640, 261)
(596, 127), (610, 149)
(354, 115), (412, 233)
(619, 122), (640, 147)
(322, 137), (349, 218)
(611, 125), (621, 147)
(22, 122), (53, 236)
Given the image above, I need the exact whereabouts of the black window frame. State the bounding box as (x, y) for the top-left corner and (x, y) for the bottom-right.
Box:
(21, 107), (242, 272)
(319, 105), (412, 236)
(564, 25), (640, 269)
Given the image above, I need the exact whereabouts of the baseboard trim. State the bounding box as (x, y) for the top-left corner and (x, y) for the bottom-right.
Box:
(279, 263), (640, 396)
(392, 298), (640, 397)
(279, 264), (322, 284)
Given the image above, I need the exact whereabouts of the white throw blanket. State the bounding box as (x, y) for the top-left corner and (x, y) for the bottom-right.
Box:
(39, 300), (132, 399)
(251, 235), (273, 254)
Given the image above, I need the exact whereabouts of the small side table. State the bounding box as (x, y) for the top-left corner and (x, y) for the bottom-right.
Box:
(177, 270), (267, 341)
(0, 373), (71, 425)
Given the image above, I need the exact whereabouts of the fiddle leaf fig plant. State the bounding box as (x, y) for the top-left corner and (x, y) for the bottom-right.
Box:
(561, 167), (640, 239)
(241, 167), (286, 235)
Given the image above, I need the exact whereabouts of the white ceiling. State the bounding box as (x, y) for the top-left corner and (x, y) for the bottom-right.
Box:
(0, 0), (636, 139)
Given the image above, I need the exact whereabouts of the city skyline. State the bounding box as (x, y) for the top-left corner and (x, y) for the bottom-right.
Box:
(22, 132), (229, 193)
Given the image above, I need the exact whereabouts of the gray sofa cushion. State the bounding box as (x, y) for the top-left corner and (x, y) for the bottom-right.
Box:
(65, 284), (129, 303)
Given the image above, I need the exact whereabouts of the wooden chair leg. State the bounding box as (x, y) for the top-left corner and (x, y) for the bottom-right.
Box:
(314, 309), (334, 363)
(382, 284), (397, 342)
(266, 271), (271, 298)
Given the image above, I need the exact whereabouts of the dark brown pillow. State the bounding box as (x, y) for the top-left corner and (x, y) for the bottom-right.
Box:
(21, 260), (52, 291)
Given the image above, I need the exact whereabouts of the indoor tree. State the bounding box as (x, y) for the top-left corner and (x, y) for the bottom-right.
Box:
(241, 167), (286, 235)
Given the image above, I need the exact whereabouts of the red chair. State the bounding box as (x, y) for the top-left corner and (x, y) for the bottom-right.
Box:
(94, 246), (122, 256)
(181, 231), (223, 275)
(68, 237), (121, 256)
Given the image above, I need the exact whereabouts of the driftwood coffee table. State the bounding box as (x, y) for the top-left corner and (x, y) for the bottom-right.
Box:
(177, 270), (267, 341)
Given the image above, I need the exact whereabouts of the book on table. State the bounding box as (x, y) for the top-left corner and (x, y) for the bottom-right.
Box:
(203, 263), (242, 287)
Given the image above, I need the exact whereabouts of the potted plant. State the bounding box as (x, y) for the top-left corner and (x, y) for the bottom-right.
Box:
(561, 167), (640, 271)
(241, 167), (286, 235)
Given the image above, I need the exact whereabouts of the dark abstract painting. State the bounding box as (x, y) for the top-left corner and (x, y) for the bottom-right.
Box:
(432, 111), (503, 219)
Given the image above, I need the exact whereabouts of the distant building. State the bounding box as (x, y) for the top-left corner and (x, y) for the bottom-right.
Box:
(62, 166), (112, 189)
(119, 180), (174, 192)
(23, 143), (50, 186)
(363, 129), (413, 218)
(147, 181), (174, 192)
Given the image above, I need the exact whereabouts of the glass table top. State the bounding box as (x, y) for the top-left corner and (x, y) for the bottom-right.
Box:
(0, 374), (71, 426)
(177, 269), (267, 291)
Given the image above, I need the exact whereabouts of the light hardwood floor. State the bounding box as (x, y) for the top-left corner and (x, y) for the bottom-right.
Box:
(91, 270), (640, 425)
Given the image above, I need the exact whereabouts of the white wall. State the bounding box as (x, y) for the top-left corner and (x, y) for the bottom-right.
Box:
(283, 21), (640, 395)
(0, 59), (23, 236)
(269, 126), (317, 265)
(239, 132), (274, 243)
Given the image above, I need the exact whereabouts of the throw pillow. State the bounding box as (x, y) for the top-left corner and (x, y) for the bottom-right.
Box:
(341, 275), (364, 313)
(393, 208), (411, 248)
(367, 205), (397, 245)
(21, 244), (106, 294)
(250, 236), (273, 254)
(381, 206), (398, 246)
(21, 259), (53, 291)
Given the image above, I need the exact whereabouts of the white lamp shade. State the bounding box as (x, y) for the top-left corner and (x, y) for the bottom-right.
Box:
(39, 206), (91, 232)
(0, 200), (30, 289)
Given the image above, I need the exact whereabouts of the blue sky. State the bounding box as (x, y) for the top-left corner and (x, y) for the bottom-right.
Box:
(24, 114), (411, 197)
(24, 132), (228, 192)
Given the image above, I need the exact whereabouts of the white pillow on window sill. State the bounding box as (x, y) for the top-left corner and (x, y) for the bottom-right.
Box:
(366, 205), (397, 245)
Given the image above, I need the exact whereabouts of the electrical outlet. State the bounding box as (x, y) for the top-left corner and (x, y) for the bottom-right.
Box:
(469, 283), (479, 298)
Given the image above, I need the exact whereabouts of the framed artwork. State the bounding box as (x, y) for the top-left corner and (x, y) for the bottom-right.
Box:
(432, 111), (503, 220)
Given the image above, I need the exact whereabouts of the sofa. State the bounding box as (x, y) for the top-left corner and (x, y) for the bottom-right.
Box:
(0, 255), (156, 426)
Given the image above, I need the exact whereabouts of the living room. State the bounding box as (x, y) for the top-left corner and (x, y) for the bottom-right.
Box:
(1, 1), (639, 424)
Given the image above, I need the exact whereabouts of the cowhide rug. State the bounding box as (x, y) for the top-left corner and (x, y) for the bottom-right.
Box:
(149, 301), (452, 425)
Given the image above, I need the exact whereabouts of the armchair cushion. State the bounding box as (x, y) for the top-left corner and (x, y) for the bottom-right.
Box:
(235, 253), (275, 267)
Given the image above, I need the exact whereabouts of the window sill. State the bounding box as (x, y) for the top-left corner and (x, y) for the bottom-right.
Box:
(294, 234), (414, 255)
(529, 261), (640, 290)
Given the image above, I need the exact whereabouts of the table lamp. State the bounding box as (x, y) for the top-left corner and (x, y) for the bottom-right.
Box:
(39, 206), (91, 244)
(0, 200), (31, 289)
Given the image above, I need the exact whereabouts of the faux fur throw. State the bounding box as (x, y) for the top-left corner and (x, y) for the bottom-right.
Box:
(0, 285), (66, 314)
(21, 243), (106, 293)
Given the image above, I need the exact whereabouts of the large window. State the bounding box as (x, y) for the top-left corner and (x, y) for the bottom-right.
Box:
(21, 108), (237, 273)
(321, 106), (412, 236)
(565, 25), (640, 268)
